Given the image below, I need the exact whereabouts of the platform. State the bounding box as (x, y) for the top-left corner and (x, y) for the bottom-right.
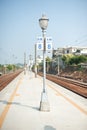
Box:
(0, 71), (87, 130)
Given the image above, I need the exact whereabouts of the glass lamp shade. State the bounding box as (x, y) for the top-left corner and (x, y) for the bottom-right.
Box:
(39, 15), (49, 30)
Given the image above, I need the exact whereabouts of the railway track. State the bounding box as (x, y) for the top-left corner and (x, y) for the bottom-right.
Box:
(0, 70), (23, 91)
(38, 73), (87, 98)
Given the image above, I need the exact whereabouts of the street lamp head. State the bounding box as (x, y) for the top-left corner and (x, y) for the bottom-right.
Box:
(39, 14), (49, 30)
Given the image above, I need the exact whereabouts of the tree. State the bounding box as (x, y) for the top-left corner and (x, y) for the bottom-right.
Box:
(62, 54), (73, 65)
(7, 64), (13, 71)
(62, 54), (87, 65)
(78, 55), (87, 63)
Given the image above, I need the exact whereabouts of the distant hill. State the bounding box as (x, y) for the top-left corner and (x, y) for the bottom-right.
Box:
(16, 63), (24, 68)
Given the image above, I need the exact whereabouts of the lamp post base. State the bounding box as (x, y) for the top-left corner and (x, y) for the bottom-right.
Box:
(40, 92), (50, 111)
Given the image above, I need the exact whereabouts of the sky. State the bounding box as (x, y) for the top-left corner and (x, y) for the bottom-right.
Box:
(0, 0), (87, 64)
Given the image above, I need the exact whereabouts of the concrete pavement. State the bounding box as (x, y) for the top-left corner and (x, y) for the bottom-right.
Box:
(0, 71), (87, 130)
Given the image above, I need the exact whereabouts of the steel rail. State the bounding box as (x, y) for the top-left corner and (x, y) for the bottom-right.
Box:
(38, 73), (87, 98)
(0, 70), (23, 91)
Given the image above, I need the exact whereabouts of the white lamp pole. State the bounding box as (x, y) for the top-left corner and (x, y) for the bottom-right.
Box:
(39, 14), (50, 111)
(35, 43), (37, 78)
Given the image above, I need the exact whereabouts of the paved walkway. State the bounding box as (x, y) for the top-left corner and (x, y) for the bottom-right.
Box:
(0, 71), (87, 130)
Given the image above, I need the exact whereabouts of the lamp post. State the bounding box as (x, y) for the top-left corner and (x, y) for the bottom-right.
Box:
(58, 56), (60, 75)
(24, 52), (26, 75)
(35, 43), (37, 78)
(29, 54), (32, 71)
(39, 14), (50, 111)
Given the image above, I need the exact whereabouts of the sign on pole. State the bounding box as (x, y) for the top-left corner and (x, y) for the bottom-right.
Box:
(36, 37), (43, 50)
(36, 36), (52, 51)
(37, 43), (43, 50)
(46, 43), (52, 51)
(46, 37), (52, 51)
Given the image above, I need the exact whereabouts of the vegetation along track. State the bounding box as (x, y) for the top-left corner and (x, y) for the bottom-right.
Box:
(38, 73), (87, 98)
(0, 70), (23, 91)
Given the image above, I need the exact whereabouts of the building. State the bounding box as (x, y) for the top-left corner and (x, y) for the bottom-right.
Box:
(63, 46), (87, 55)
(52, 46), (87, 73)
(36, 55), (43, 65)
(52, 47), (87, 57)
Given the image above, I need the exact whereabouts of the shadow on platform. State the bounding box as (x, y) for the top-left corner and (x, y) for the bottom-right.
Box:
(0, 100), (39, 111)
(44, 125), (56, 130)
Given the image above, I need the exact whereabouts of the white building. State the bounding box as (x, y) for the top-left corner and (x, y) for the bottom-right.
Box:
(63, 46), (87, 55)
(52, 47), (87, 58)
(36, 55), (43, 65)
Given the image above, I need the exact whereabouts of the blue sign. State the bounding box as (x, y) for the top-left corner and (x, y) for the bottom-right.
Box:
(46, 43), (52, 51)
(38, 44), (42, 49)
(48, 44), (51, 49)
(37, 43), (43, 50)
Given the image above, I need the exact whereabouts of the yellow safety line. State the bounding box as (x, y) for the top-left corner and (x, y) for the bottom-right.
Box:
(47, 83), (87, 115)
(0, 78), (22, 128)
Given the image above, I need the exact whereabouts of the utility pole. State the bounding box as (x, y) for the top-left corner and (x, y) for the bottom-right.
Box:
(58, 55), (59, 75)
(35, 43), (37, 77)
(24, 52), (26, 75)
